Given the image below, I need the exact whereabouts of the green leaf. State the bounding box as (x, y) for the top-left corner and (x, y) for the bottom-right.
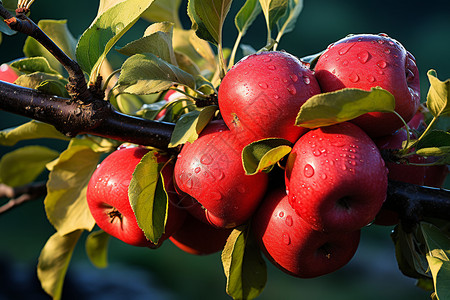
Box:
(421, 223), (450, 300)
(0, 120), (69, 146)
(37, 230), (83, 300)
(0, 3), (16, 36)
(222, 226), (267, 300)
(295, 87), (396, 128)
(415, 130), (450, 157)
(76, 0), (155, 78)
(85, 230), (110, 269)
(10, 57), (60, 75)
(116, 22), (177, 66)
(275, 0), (302, 47)
(175, 51), (201, 76)
(68, 136), (120, 154)
(45, 144), (100, 235)
(118, 53), (196, 95)
(168, 105), (218, 147)
(235, 0), (262, 36)
(14, 72), (64, 89)
(0, 146), (59, 187)
(242, 138), (292, 175)
(259, 0), (288, 32)
(142, 0), (183, 28)
(427, 70), (450, 118)
(128, 151), (167, 244)
(24, 20), (77, 74)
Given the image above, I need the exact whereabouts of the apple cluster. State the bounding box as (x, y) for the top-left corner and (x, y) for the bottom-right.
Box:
(86, 34), (448, 277)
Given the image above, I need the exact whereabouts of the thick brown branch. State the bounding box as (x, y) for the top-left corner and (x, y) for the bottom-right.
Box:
(0, 81), (175, 149)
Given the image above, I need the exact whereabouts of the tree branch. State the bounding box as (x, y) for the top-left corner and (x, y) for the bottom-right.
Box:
(0, 181), (46, 214)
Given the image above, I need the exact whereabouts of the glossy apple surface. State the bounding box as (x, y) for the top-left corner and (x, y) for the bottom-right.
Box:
(285, 122), (388, 232)
(219, 51), (321, 143)
(252, 188), (361, 278)
(174, 120), (268, 228)
(0, 64), (18, 83)
(314, 34), (420, 137)
(87, 147), (186, 247)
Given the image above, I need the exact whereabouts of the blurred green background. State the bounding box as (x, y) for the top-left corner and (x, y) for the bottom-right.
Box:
(0, 0), (449, 299)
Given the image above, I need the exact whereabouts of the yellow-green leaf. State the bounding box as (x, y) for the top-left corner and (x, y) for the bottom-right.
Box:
(242, 138), (292, 175)
(142, 0), (183, 28)
(427, 70), (450, 118)
(37, 230), (83, 300)
(85, 230), (110, 269)
(296, 87), (396, 128)
(0, 120), (69, 146)
(45, 145), (101, 235)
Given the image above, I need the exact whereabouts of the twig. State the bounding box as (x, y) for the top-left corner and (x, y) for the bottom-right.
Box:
(0, 182), (47, 214)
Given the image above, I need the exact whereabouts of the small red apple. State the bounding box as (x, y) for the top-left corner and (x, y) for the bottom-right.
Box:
(174, 120), (269, 228)
(169, 212), (232, 255)
(314, 33), (420, 138)
(0, 64), (18, 83)
(87, 147), (186, 247)
(285, 122), (388, 232)
(218, 51), (321, 143)
(252, 188), (361, 278)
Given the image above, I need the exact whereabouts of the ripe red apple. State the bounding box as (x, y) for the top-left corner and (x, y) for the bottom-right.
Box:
(0, 64), (18, 83)
(87, 147), (186, 248)
(285, 122), (388, 232)
(218, 51), (321, 143)
(252, 188), (361, 278)
(314, 33), (420, 138)
(169, 212), (232, 255)
(174, 120), (269, 228)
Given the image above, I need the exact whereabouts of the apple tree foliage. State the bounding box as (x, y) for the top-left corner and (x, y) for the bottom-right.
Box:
(0, 0), (449, 299)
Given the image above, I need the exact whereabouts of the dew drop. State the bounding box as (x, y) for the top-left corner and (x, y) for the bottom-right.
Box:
(303, 76), (311, 85)
(279, 211), (285, 218)
(321, 173), (327, 180)
(367, 75), (376, 83)
(237, 185), (247, 194)
(357, 50), (370, 64)
(377, 39), (385, 44)
(263, 56), (272, 63)
(338, 43), (355, 55)
(313, 149), (322, 156)
(285, 215), (293, 227)
(210, 191), (223, 201)
(378, 70), (384, 75)
(259, 82), (268, 89)
(290, 74), (298, 82)
(267, 65), (276, 70)
(200, 154), (213, 165)
(194, 167), (201, 173)
(377, 61), (387, 69)
(342, 60), (349, 66)
(341, 165), (347, 171)
(304, 164), (315, 178)
(384, 48), (391, 54)
(282, 233), (291, 245)
(349, 72), (360, 83)
(213, 169), (225, 180)
(287, 85), (297, 95)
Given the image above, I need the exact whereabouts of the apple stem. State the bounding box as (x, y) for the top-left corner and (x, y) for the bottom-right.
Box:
(108, 208), (123, 224)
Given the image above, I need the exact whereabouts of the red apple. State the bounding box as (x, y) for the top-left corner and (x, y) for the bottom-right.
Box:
(252, 188), (361, 278)
(314, 33), (420, 138)
(285, 122), (388, 232)
(0, 64), (18, 83)
(218, 51), (321, 143)
(174, 120), (269, 228)
(87, 147), (186, 247)
(169, 212), (232, 255)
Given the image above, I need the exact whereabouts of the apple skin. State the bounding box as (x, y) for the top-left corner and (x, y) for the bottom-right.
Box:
(169, 212), (232, 255)
(285, 122), (388, 232)
(252, 188), (361, 278)
(174, 120), (269, 228)
(218, 51), (321, 143)
(0, 64), (18, 83)
(87, 147), (186, 248)
(314, 33), (420, 138)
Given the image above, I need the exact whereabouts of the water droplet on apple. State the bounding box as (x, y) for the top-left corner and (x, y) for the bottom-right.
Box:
(313, 149), (322, 156)
(384, 48), (391, 54)
(282, 233), (291, 245)
(367, 75), (376, 82)
(321, 173), (327, 180)
(377, 60), (387, 69)
(287, 85), (297, 95)
(349, 72), (360, 83)
(237, 185), (246, 193)
(377, 39), (385, 44)
(279, 211), (285, 218)
(259, 82), (268, 89)
(285, 216), (293, 227)
(194, 167), (201, 173)
(342, 60), (349, 66)
(290, 74), (298, 82)
(210, 191), (223, 201)
(304, 164), (315, 178)
(357, 50), (370, 63)
(303, 76), (311, 85)
(200, 154), (213, 165)
(341, 165), (347, 171)
(263, 57), (272, 63)
(213, 169), (225, 180)
(338, 43), (355, 55)
(267, 65), (276, 70)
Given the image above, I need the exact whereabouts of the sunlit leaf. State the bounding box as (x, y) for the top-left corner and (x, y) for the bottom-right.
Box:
(0, 120), (69, 146)
(295, 87), (396, 128)
(259, 0), (288, 31)
(142, 0), (183, 28)
(24, 20), (77, 74)
(168, 105), (218, 147)
(235, 0), (262, 36)
(76, 0), (155, 78)
(222, 226), (267, 300)
(118, 53), (195, 95)
(242, 138), (292, 175)
(10, 57), (60, 74)
(276, 0), (303, 42)
(37, 230), (83, 300)
(85, 230), (110, 269)
(14, 72), (65, 90)
(128, 151), (167, 244)
(427, 70), (450, 117)
(0, 146), (59, 187)
(175, 51), (201, 76)
(45, 144), (100, 235)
